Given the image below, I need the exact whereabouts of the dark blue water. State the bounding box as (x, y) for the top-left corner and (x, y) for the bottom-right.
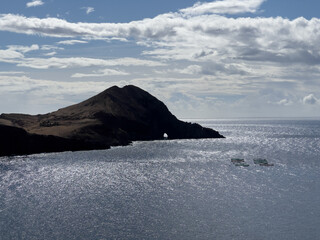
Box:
(1, 119), (319, 239)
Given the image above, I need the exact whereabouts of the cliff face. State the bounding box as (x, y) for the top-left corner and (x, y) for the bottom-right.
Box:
(0, 125), (96, 157)
(0, 85), (224, 156)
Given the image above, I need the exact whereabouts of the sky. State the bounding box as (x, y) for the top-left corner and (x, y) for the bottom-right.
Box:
(1, 0), (320, 118)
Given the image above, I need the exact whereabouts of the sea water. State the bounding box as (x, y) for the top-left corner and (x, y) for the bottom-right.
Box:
(0, 119), (319, 240)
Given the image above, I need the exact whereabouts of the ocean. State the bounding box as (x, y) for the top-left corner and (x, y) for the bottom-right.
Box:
(0, 119), (319, 240)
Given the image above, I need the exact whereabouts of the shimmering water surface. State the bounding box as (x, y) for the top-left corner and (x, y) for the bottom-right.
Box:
(1, 119), (320, 240)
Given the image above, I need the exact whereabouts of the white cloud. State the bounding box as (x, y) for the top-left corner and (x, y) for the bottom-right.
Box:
(1, 11), (313, 71)
(26, 0), (44, 8)
(0, 49), (24, 59)
(303, 94), (319, 105)
(1, 0), (320, 117)
(0, 74), (128, 113)
(57, 40), (88, 45)
(44, 51), (57, 56)
(0, 0), (318, 72)
(277, 99), (293, 106)
(0, 43), (165, 69)
(180, 0), (265, 16)
(72, 68), (129, 78)
(82, 7), (95, 15)
(0, 71), (24, 75)
(156, 65), (202, 75)
(7, 44), (39, 53)
(0, 9), (320, 70)
(15, 57), (164, 69)
(174, 65), (202, 75)
(0, 13), (179, 38)
(0, 75), (100, 94)
(41, 45), (64, 51)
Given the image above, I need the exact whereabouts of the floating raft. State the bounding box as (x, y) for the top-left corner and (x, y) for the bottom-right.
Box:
(253, 158), (268, 164)
(234, 162), (250, 167)
(231, 158), (245, 163)
(253, 158), (274, 166)
(231, 158), (274, 167)
(231, 158), (249, 167)
(259, 163), (274, 167)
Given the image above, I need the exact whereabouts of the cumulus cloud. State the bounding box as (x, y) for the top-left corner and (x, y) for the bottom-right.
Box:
(41, 45), (64, 51)
(82, 7), (95, 15)
(303, 94), (319, 105)
(15, 57), (164, 69)
(201, 63), (249, 76)
(7, 44), (39, 53)
(193, 50), (215, 59)
(0, 49), (24, 59)
(180, 0), (265, 16)
(0, 74), (111, 96)
(0, 45), (37, 63)
(1, 7), (320, 68)
(0, 13), (179, 38)
(26, 0), (44, 8)
(176, 65), (202, 75)
(0, 0), (320, 114)
(0, 71), (24, 75)
(44, 52), (57, 56)
(0, 43), (164, 69)
(57, 40), (88, 45)
(277, 99), (293, 106)
(71, 68), (129, 78)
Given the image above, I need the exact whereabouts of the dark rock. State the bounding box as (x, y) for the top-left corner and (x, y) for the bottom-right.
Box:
(0, 125), (106, 157)
(0, 85), (224, 156)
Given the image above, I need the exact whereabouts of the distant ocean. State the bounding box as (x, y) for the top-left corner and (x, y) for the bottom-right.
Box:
(1, 119), (320, 240)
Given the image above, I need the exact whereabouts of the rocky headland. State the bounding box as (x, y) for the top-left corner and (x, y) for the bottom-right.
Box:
(0, 85), (224, 156)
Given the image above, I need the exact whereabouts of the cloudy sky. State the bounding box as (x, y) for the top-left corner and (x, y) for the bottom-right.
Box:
(1, 0), (320, 118)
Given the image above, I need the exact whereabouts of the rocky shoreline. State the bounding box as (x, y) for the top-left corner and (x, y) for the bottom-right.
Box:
(0, 85), (224, 157)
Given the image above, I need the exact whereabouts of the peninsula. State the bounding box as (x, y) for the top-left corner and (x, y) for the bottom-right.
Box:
(0, 85), (224, 156)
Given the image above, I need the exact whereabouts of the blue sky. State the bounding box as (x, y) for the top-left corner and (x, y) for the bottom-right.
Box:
(1, 0), (320, 118)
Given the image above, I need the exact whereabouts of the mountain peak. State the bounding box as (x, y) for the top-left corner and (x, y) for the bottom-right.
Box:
(0, 85), (224, 156)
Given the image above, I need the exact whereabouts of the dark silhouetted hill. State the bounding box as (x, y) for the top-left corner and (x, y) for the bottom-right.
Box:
(0, 85), (224, 156)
